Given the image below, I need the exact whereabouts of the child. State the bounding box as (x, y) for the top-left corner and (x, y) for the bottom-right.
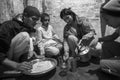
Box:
(36, 13), (63, 58)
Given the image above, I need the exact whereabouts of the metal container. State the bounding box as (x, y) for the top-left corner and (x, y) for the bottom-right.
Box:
(79, 47), (91, 62)
(22, 58), (57, 77)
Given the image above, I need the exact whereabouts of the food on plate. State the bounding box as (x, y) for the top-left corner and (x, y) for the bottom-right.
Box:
(31, 60), (53, 73)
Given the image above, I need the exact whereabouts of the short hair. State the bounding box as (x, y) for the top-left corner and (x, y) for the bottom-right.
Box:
(60, 8), (76, 21)
(23, 6), (40, 17)
(40, 13), (50, 22)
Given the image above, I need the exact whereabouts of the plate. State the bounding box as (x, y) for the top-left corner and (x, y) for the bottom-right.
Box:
(22, 58), (57, 75)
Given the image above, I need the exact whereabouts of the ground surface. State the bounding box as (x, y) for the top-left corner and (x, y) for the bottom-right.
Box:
(0, 57), (120, 80)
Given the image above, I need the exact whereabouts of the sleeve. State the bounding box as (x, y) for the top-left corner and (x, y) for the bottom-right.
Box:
(0, 52), (6, 64)
(50, 25), (56, 36)
(63, 25), (73, 39)
(36, 27), (43, 43)
(0, 23), (12, 64)
(115, 27), (120, 34)
(82, 18), (95, 34)
(7, 32), (30, 61)
(63, 26), (69, 53)
(51, 25), (60, 40)
(0, 39), (10, 64)
(98, 30), (119, 42)
(63, 39), (69, 53)
(79, 17), (96, 38)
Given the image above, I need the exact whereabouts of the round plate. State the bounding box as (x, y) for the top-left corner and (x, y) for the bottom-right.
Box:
(22, 58), (57, 76)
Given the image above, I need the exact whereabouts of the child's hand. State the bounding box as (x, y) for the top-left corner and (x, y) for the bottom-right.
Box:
(63, 52), (69, 61)
(28, 51), (38, 59)
(28, 51), (34, 59)
(36, 55), (45, 59)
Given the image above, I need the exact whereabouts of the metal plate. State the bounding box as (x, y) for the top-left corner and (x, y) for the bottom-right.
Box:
(22, 58), (57, 75)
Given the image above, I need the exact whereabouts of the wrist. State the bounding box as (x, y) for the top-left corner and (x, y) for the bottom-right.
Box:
(3, 58), (19, 70)
(64, 52), (69, 55)
(15, 63), (21, 71)
(98, 38), (102, 42)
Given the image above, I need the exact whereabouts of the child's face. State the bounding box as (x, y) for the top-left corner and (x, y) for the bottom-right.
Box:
(42, 16), (50, 27)
(63, 15), (73, 24)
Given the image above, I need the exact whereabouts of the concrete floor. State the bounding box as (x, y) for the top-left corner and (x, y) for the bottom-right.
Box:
(0, 56), (120, 80)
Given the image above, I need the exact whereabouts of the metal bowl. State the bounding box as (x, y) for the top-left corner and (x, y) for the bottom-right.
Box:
(22, 58), (57, 76)
(79, 47), (91, 62)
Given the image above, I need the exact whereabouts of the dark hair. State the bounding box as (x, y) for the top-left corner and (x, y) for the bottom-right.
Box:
(23, 6), (40, 17)
(40, 13), (50, 22)
(60, 8), (76, 21)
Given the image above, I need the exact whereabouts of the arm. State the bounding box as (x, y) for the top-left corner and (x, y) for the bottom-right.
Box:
(63, 27), (69, 60)
(51, 26), (62, 43)
(3, 58), (32, 71)
(36, 28), (45, 55)
(63, 39), (69, 61)
(0, 44), (19, 70)
(0, 23), (32, 71)
(0, 22), (13, 64)
(98, 32), (119, 42)
(51, 26), (59, 40)
(1, 38), (32, 71)
(2, 58), (19, 69)
(36, 28), (43, 43)
(81, 17), (96, 39)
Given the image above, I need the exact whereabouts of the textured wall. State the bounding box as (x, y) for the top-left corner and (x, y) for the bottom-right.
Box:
(27, 0), (42, 13)
(0, 0), (105, 40)
(44, 0), (104, 39)
(0, 0), (24, 23)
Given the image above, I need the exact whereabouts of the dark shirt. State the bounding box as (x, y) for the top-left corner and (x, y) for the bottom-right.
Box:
(0, 19), (24, 64)
(63, 16), (94, 40)
(63, 16), (95, 53)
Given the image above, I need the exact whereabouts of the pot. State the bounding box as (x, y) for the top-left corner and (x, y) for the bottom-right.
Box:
(79, 47), (91, 62)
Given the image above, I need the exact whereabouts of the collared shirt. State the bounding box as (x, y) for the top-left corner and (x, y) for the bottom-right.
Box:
(36, 25), (60, 54)
(36, 25), (58, 43)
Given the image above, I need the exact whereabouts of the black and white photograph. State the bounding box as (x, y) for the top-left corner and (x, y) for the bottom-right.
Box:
(0, 0), (120, 80)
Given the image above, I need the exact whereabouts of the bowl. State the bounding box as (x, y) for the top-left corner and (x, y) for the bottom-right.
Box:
(79, 47), (91, 62)
(22, 58), (57, 76)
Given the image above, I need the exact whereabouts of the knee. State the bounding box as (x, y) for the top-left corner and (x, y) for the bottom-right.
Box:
(45, 47), (60, 56)
(102, 41), (117, 49)
(52, 48), (60, 55)
(56, 43), (63, 50)
(102, 42), (109, 49)
(67, 35), (78, 43)
(100, 59), (108, 68)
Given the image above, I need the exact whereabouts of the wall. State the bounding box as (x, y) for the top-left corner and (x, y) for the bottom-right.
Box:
(44, 0), (104, 39)
(0, 0), (24, 23)
(0, 0), (105, 40)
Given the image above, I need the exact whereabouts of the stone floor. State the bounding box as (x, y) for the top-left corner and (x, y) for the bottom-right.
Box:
(0, 57), (120, 80)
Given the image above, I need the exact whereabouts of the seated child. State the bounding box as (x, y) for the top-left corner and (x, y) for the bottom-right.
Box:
(36, 13), (63, 58)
